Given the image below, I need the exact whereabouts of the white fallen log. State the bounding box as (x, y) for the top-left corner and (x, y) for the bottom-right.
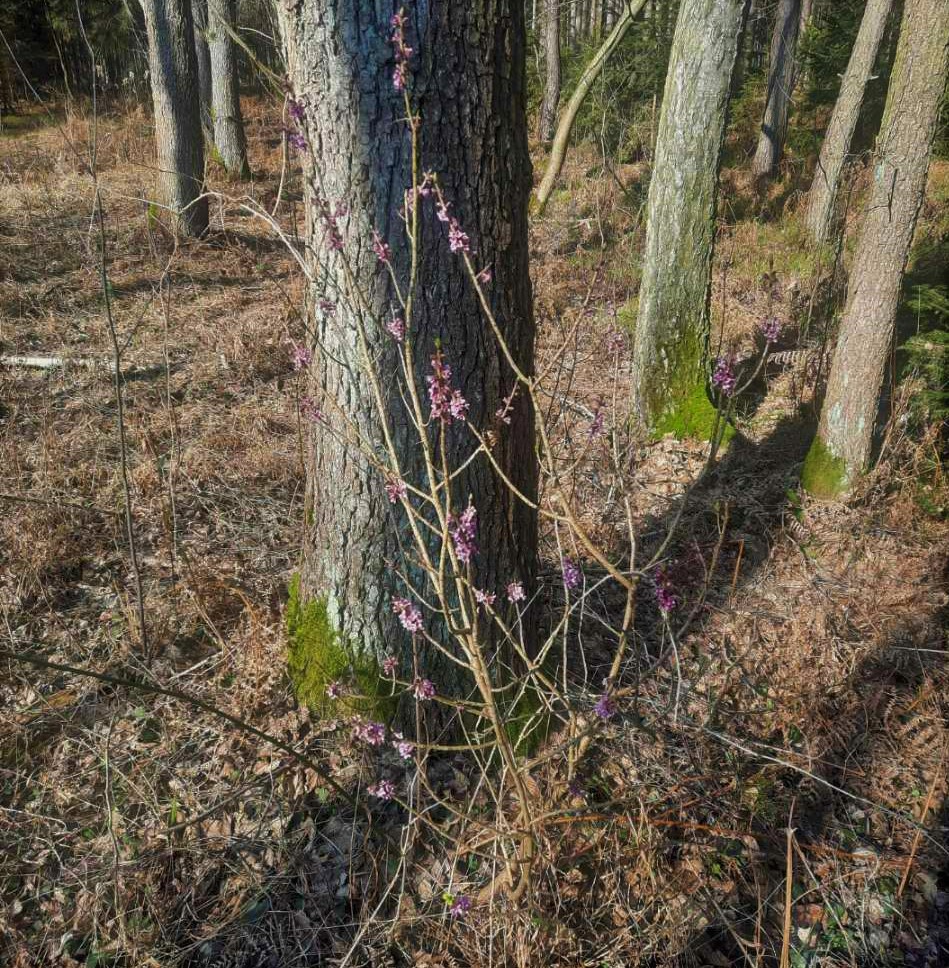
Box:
(0, 355), (116, 371)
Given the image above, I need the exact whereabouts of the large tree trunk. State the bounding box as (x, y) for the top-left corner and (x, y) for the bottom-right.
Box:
(192, 0), (213, 139)
(538, 0), (561, 144)
(277, 3), (537, 699)
(207, 0), (249, 178)
(802, 0), (949, 497)
(142, 0), (208, 236)
(631, 0), (747, 437)
(535, 0), (648, 212)
(750, 0), (802, 179)
(803, 0), (894, 246)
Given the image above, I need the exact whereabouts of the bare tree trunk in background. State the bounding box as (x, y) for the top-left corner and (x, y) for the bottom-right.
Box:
(141, 0), (208, 236)
(276, 1), (537, 695)
(536, 0), (648, 211)
(751, 0), (802, 179)
(804, 0), (893, 246)
(539, 0), (561, 144)
(192, 0), (213, 138)
(630, 0), (747, 437)
(207, 0), (249, 178)
(802, 0), (949, 497)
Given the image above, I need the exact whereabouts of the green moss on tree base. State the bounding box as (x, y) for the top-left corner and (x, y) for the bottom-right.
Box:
(800, 436), (849, 499)
(651, 381), (735, 445)
(286, 574), (395, 719)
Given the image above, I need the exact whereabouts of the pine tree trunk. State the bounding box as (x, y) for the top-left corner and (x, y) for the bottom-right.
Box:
(207, 0), (249, 178)
(803, 0), (893, 246)
(277, 2), (537, 698)
(141, 0), (208, 236)
(750, 0), (801, 179)
(631, 0), (747, 437)
(192, 0), (213, 139)
(802, 0), (949, 497)
(539, 0), (562, 144)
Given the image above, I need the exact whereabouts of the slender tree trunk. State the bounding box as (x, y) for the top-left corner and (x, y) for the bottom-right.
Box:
(141, 0), (208, 236)
(804, 0), (893, 246)
(539, 0), (561, 144)
(207, 0), (249, 177)
(751, 0), (802, 179)
(536, 0), (648, 211)
(631, 0), (747, 437)
(802, 0), (949, 497)
(192, 0), (213, 139)
(276, 2), (537, 696)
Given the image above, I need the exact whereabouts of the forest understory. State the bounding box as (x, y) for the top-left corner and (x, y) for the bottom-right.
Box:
(2, 96), (949, 968)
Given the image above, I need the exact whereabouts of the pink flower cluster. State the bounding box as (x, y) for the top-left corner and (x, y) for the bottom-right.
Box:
(507, 581), (526, 603)
(413, 677), (436, 700)
(449, 895), (472, 918)
(290, 343), (312, 371)
(385, 477), (407, 503)
(562, 557), (582, 591)
(372, 230), (391, 264)
(318, 199), (348, 252)
(368, 779), (396, 800)
(392, 597), (424, 634)
(594, 693), (616, 719)
(392, 732), (415, 759)
(495, 387), (517, 425)
(474, 588), (496, 608)
(390, 9), (412, 92)
(588, 406), (605, 440)
(353, 719), (387, 746)
(386, 315), (406, 342)
(427, 351), (469, 423)
(382, 655), (399, 676)
(449, 503), (478, 564)
(653, 566), (678, 614)
(760, 316), (782, 343)
(300, 396), (324, 423)
(436, 199), (471, 255)
(712, 355), (737, 398)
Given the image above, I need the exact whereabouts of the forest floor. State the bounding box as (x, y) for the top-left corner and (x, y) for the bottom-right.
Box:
(1, 98), (948, 968)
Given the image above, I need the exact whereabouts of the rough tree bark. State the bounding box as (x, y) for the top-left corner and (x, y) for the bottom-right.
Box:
(536, 0), (648, 211)
(750, 0), (802, 179)
(207, 0), (249, 178)
(802, 0), (949, 497)
(141, 0), (208, 236)
(538, 0), (561, 144)
(804, 0), (894, 246)
(277, 2), (537, 700)
(192, 0), (213, 139)
(631, 0), (747, 437)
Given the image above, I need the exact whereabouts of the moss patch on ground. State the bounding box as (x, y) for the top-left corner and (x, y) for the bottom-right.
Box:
(286, 574), (395, 719)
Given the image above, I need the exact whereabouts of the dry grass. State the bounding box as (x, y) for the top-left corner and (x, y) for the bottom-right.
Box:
(0, 99), (947, 968)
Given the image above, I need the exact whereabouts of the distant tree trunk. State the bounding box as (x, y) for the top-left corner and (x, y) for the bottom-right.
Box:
(192, 0), (213, 138)
(631, 0), (747, 437)
(750, 0), (802, 179)
(539, 0), (561, 144)
(142, 0), (208, 236)
(207, 0), (249, 177)
(536, 0), (648, 211)
(276, 2), (537, 696)
(802, 0), (949, 497)
(803, 0), (894, 246)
